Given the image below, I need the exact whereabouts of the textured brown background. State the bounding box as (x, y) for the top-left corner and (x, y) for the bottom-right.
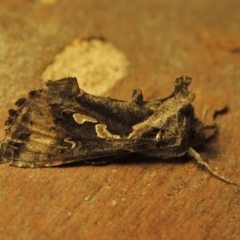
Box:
(1, 1), (240, 240)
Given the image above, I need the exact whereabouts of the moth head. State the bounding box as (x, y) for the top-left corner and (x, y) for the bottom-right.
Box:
(143, 104), (206, 149)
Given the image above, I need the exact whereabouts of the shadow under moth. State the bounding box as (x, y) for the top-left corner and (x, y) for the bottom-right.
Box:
(0, 76), (235, 184)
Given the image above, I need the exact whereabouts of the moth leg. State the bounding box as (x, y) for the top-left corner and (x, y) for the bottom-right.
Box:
(188, 147), (236, 185)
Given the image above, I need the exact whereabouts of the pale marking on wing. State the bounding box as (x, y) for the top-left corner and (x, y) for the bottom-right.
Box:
(73, 113), (97, 124)
(95, 124), (121, 139)
(28, 133), (56, 146)
(64, 138), (77, 149)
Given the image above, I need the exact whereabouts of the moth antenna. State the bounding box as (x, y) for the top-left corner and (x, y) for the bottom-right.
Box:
(213, 106), (228, 120)
(202, 106), (208, 122)
(202, 105), (228, 123)
(189, 147), (237, 185)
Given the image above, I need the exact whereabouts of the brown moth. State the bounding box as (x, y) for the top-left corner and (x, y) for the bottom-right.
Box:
(0, 76), (235, 184)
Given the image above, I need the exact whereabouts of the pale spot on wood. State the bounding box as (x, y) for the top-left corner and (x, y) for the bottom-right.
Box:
(41, 38), (129, 95)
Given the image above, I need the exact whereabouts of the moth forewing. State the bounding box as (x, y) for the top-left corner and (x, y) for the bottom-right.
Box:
(0, 76), (235, 185)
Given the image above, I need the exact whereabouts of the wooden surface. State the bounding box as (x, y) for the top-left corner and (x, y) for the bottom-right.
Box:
(0, 1), (240, 239)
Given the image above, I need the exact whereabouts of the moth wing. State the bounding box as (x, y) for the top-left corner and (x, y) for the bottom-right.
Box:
(1, 100), (133, 167)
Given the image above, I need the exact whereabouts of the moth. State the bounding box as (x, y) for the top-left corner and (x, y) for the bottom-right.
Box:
(0, 76), (234, 184)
